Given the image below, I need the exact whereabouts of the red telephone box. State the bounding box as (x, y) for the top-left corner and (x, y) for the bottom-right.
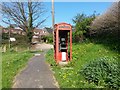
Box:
(54, 22), (72, 64)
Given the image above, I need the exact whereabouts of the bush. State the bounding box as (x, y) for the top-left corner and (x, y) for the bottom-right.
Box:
(42, 34), (53, 43)
(80, 57), (120, 89)
(90, 2), (119, 38)
(90, 2), (120, 52)
(2, 33), (29, 48)
(72, 13), (97, 42)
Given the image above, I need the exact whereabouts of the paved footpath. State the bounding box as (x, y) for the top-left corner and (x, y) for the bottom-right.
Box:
(12, 44), (59, 88)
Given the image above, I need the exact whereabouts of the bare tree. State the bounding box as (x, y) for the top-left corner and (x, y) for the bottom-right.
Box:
(1, 1), (47, 43)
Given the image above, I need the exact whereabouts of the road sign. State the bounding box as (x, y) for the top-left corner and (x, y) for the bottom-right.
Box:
(10, 38), (16, 42)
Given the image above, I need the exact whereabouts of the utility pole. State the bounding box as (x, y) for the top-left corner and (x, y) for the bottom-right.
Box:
(52, 0), (55, 30)
(52, 0), (55, 46)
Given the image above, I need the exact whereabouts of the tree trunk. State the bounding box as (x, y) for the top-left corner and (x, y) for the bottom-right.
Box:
(26, 31), (33, 43)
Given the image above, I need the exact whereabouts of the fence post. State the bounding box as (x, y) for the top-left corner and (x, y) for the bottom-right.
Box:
(3, 45), (6, 52)
(15, 47), (18, 52)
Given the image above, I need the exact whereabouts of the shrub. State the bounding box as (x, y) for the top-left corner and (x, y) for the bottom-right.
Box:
(90, 2), (119, 38)
(42, 34), (53, 43)
(2, 33), (29, 48)
(80, 57), (120, 89)
(90, 2), (120, 52)
(72, 13), (97, 42)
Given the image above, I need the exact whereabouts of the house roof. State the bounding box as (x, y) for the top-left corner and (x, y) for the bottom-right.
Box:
(0, 26), (4, 30)
(44, 27), (53, 34)
(33, 29), (43, 32)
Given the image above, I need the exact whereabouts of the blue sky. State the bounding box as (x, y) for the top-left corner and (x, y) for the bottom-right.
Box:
(0, 2), (113, 28)
(43, 2), (112, 27)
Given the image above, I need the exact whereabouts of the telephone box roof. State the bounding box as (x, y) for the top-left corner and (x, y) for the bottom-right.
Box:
(54, 22), (71, 26)
(54, 22), (72, 31)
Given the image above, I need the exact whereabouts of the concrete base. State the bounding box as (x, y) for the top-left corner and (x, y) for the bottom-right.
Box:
(34, 53), (41, 56)
(59, 61), (68, 66)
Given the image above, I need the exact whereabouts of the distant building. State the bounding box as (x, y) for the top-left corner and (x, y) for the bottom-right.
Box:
(2, 28), (26, 35)
(1, 25), (52, 43)
(44, 27), (53, 34)
(32, 28), (50, 43)
(33, 28), (49, 36)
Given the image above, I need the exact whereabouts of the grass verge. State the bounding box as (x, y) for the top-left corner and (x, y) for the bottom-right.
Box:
(46, 42), (120, 88)
(2, 51), (33, 88)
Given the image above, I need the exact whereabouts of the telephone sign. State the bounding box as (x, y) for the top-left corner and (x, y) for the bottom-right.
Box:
(58, 25), (71, 29)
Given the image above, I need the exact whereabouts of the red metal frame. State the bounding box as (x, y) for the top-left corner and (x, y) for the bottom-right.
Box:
(54, 22), (72, 63)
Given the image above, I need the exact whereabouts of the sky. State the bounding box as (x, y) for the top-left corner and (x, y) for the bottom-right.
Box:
(43, 2), (112, 28)
(0, 2), (113, 28)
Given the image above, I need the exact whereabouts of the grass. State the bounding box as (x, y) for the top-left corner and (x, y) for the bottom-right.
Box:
(46, 42), (120, 88)
(2, 51), (33, 88)
(2, 33), (42, 88)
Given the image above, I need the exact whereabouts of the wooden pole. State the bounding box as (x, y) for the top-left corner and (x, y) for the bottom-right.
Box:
(52, 0), (55, 44)
(52, 0), (55, 30)
(52, 0), (55, 58)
